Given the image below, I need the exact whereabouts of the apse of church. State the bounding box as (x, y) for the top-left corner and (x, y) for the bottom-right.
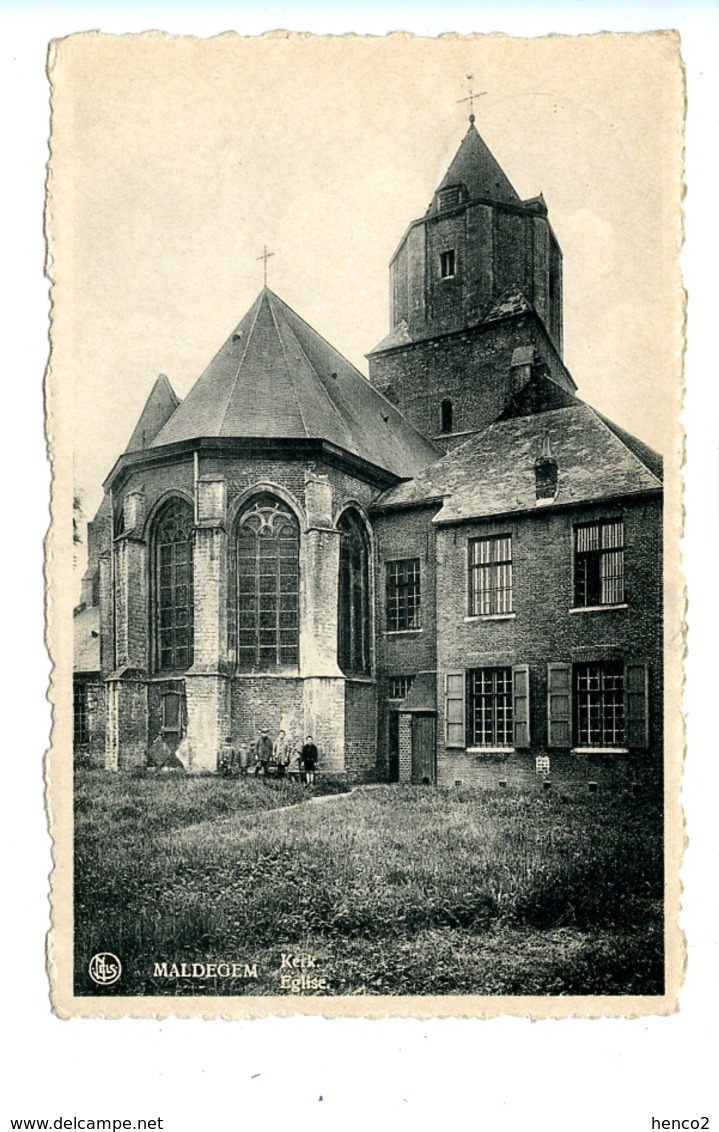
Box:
(86, 284), (438, 778)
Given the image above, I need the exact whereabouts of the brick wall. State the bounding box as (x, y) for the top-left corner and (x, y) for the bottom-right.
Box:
(387, 200), (562, 352)
(110, 680), (148, 770)
(398, 714), (412, 783)
(369, 312), (571, 443)
(228, 675), (352, 776)
(372, 505), (438, 678)
(372, 505), (439, 783)
(85, 496), (112, 573)
(185, 673), (230, 772)
(113, 536), (148, 670)
(344, 680), (378, 781)
(192, 527), (227, 667)
(229, 676), (304, 747)
(198, 456), (379, 523)
(98, 553), (113, 678)
(435, 494), (663, 789)
(437, 749), (647, 792)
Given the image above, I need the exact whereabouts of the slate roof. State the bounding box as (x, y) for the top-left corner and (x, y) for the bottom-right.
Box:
(151, 288), (441, 480)
(374, 401), (662, 522)
(397, 672), (437, 714)
(124, 374), (180, 453)
(432, 122), (521, 210)
(369, 319), (414, 356)
(74, 605), (100, 673)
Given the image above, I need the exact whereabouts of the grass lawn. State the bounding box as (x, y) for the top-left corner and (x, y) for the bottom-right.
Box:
(74, 771), (664, 997)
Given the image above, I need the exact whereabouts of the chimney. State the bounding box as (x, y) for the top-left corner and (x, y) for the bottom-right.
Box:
(535, 434), (558, 502)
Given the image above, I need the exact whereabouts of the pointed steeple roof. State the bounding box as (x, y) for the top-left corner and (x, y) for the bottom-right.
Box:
(124, 374), (180, 453)
(433, 123), (521, 209)
(151, 288), (441, 480)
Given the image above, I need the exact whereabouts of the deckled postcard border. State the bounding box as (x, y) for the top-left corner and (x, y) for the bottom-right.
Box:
(46, 29), (685, 1019)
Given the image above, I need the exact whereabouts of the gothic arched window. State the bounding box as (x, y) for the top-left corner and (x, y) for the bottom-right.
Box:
(337, 510), (371, 676)
(236, 495), (300, 671)
(441, 398), (453, 434)
(154, 498), (194, 673)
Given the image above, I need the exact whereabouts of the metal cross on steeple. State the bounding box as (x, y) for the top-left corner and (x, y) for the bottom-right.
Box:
(457, 74), (486, 124)
(256, 244), (275, 286)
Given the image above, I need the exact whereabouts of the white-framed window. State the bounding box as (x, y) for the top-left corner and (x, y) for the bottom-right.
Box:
(547, 660), (648, 749)
(574, 661), (625, 747)
(469, 667), (513, 747)
(440, 249), (456, 278)
(386, 558), (421, 631)
(388, 675), (415, 701)
(468, 534), (513, 616)
(444, 666), (530, 749)
(574, 518), (624, 607)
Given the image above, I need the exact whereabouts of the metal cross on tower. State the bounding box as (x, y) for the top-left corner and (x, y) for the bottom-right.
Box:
(256, 244), (275, 286)
(457, 74), (486, 124)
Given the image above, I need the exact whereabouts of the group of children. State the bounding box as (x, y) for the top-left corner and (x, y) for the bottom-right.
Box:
(218, 729), (319, 784)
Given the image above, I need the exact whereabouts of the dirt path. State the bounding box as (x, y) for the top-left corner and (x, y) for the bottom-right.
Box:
(263, 783), (384, 816)
(165, 783), (384, 843)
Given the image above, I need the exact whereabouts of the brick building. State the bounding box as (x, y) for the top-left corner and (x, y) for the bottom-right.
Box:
(74, 116), (663, 789)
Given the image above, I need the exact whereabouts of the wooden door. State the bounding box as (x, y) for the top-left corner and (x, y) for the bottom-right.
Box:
(411, 714), (436, 785)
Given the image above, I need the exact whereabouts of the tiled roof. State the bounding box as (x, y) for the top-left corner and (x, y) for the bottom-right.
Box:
(74, 605), (100, 673)
(374, 401), (662, 521)
(124, 374), (180, 453)
(151, 289), (441, 480)
(433, 123), (521, 209)
(398, 672), (437, 713)
(595, 412), (664, 481)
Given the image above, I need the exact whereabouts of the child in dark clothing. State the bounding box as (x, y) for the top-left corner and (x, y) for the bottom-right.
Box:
(301, 735), (318, 785)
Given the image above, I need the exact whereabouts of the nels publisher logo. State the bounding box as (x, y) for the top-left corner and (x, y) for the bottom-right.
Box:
(88, 952), (122, 986)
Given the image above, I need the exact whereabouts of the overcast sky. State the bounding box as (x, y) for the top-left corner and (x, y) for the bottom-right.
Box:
(49, 32), (683, 532)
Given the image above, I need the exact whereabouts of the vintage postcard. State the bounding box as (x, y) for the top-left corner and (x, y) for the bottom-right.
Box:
(47, 30), (684, 1018)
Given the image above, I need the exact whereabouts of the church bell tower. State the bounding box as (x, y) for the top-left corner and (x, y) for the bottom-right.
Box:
(368, 115), (573, 447)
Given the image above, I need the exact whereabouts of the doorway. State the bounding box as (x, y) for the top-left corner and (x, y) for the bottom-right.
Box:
(411, 714), (436, 785)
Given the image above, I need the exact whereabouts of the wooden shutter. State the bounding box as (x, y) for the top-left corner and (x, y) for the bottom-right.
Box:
(547, 663), (571, 748)
(625, 661), (649, 747)
(445, 672), (465, 748)
(512, 665), (531, 748)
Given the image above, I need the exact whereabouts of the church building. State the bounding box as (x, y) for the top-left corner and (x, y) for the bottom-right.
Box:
(73, 114), (663, 791)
